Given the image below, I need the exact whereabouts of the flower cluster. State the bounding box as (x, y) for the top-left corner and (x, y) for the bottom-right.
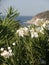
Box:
(16, 27), (29, 37)
(16, 27), (39, 38)
(16, 27), (42, 38)
(30, 28), (38, 38)
(0, 42), (16, 58)
(16, 19), (49, 38)
(33, 18), (49, 26)
(0, 19), (48, 65)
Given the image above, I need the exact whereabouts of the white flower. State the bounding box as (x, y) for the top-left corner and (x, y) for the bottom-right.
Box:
(16, 27), (29, 37)
(1, 50), (12, 58)
(1, 50), (9, 58)
(9, 52), (12, 56)
(41, 27), (44, 31)
(31, 32), (34, 38)
(13, 42), (16, 46)
(8, 49), (13, 56)
(8, 47), (11, 50)
(17, 28), (24, 37)
(30, 28), (34, 33)
(34, 32), (38, 37)
(39, 27), (44, 34)
(0, 48), (4, 51)
(9, 49), (12, 53)
(23, 27), (29, 35)
(19, 31), (24, 37)
(40, 30), (44, 34)
(42, 23), (46, 28)
(30, 28), (38, 38)
(36, 27), (41, 32)
(45, 20), (49, 24)
(23, 27), (28, 31)
(31, 32), (38, 38)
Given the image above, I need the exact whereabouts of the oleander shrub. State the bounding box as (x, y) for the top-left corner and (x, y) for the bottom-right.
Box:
(0, 9), (49, 65)
(0, 6), (20, 47)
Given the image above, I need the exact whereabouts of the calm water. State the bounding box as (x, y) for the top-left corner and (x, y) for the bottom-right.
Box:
(15, 16), (33, 26)
(1, 16), (33, 26)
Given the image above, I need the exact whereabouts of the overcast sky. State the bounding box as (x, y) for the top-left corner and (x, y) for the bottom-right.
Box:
(0, 0), (49, 16)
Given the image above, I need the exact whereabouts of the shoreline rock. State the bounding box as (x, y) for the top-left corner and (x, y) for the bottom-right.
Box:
(26, 10), (49, 25)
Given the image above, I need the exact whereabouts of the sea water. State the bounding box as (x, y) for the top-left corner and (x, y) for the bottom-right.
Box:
(15, 16), (33, 26)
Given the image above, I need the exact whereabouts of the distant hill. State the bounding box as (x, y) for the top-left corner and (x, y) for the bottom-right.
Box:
(26, 11), (49, 24)
(33, 11), (49, 20)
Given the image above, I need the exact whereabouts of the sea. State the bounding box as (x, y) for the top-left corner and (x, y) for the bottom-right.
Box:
(0, 15), (33, 26)
(15, 16), (33, 26)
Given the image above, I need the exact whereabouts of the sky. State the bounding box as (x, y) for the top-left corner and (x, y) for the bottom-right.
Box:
(0, 0), (49, 16)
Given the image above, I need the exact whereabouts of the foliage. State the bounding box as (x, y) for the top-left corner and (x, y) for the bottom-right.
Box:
(0, 6), (20, 47)
(0, 10), (49, 65)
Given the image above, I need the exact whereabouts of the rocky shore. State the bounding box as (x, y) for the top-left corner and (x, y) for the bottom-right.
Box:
(26, 11), (49, 25)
